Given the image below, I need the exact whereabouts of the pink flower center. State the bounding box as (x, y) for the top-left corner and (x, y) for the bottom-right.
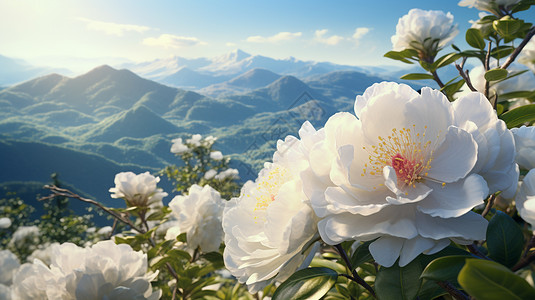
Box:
(391, 153), (424, 187)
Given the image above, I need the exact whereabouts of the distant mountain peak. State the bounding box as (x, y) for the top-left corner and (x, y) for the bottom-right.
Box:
(212, 49), (251, 64)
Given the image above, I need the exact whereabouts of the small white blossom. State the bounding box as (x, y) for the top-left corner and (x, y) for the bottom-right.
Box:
(391, 9), (458, 56)
(512, 126), (535, 170)
(0, 217), (11, 229)
(109, 171), (168, 209)
(204, 169), (217, 180)
(171, 138), (189, 154)
(210, 151), (224, 161)
(515, 169), (535, 228)
(187, 134), (203, 147)
(8, 226), (39, 249)
(204, 135), (218, 145)
(168, 185), (225, 252)
(0, 250), (20, 285)
(215, 168), (239, 180)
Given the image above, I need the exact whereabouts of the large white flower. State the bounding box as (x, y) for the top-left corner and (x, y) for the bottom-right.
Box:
(109, 171), (168, 209)
(223, 122), (321, 293)
(512, 125), (535, 170)
(11, 240), (160, 300)
(313, 82), (495, 267)
(391, 9), (458, 57)
(515, 169), (535, 227)
(168, 184), (225, 253)
(459, 0), (521, 14)
(0, 250), (20, 286)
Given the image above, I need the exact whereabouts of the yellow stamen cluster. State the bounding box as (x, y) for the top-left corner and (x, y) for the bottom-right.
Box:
(361, 125), (438, 189)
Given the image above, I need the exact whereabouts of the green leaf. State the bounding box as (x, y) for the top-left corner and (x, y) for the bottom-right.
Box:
(485, 68), (509, 81)
(466, 28), (486, 50)
(400, 73), (435, 80)
(486, 211), (524, 268)
(384, 49), (418, 64)
(375, 257), (425, 300)
(493, 19), (523, 37)
(498, 90), (535, 101)
(272, 267), (338, 300)
(350, 241), (373, 268)
(499, 104), (535, 128)
(433, 52), (462, 70)
(420, 255), (470, 284)
(512, 0), (535, 13)
(310, 257), (347, 274)
(491, 45), (515, 60)
(441, 79), (466, 99)
(458, 258), (535, 300)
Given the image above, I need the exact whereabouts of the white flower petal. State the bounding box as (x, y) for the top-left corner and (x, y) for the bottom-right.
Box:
(369, 236), (404, 267)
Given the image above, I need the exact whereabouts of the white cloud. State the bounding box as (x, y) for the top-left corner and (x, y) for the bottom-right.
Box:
(143, 34), (207, 48)
(246, 31), (302, 43)
(226, 42), (237, 47)
(314, 29), (345, 46)
(352, 27), (371, 46)
(77, 17), (150, 36)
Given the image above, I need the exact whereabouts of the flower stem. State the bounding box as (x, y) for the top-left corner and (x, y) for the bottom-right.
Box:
(501, 26), (535, 70)
(334, 244), (376, 298)
(437, 281), (470, 300)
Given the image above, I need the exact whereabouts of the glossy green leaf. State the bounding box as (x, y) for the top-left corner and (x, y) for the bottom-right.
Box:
(466, 28), (486, 49)
(498, 90), (535, 101)
(491, 45), (515, 60)
(384, 49), (418, 64)
(441, 79), (466, 99)
(493, 19), (522, 37)
(486, 211), (524, 268)
(310, 257), (347, 274)
(499, 104), (535, 128)
(433, 52), (462, 70)
(512, 0), (535, 13)
(350, 241), (373, 268)
(420, 255), (470, 283)
(485, 68), (509, 81)
(375, 257), (427, 300)
(400, 73), (435, 80)
(272, 267), (338, 300)
(458, 258), (535, 300)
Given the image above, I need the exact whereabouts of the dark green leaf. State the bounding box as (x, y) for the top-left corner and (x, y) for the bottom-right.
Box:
(486, 211), (524, 268)
(466, 28), (486, 49)
(272, 267), (338, 300)
(375, 257), (426, 300)
(499, 104), (535, 128)
(512, 0), (535, 13)
(485, 68), (509, 81)
(458, 258), (535, 300)
(433, 52), (462, 70)
(491, 45), (515, 60)
(350, 241), (373, 268)
(498, 91), (535, 101)
(384, 49), (418, 64)
(400, 73), (435, 80)
(451, 44), (461, 52)
(441, 79), (466, 99)
(420, 255), (470, 283)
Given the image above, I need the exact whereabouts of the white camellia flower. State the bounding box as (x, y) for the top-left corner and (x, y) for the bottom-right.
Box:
(168, 184), (225, 253)
(11, 240), (161, 300)
(0, 217), (11, 229)
(187, 134), (203, 147)
(215, 168), (239, 180)
(170, 138), (189, 154)
(459, 0), (521, 14)
(391, 9), (458, 57)
(312, 82), (499, 267)
(210, 151), (224, 161)
(109, 171), (168, 209)
(515, 169), (535, 227)
(0, 250), (20, 286)
(512, 126), (535, 170)
(223, 122), (322, 293)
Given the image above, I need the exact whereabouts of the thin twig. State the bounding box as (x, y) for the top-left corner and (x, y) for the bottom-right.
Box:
(40, 185), (144, 233)
(512, 236), (535, 271)
(335, 244), (376, 298)
(455, 63), (478, 92)
(481, 194), (496, 218)
(436, 281), (470, 300)
(431, 70), (445, 88)
(467, 244), (491, 260)
(501, 26), (535, 70)
(484, 41), (492, 99)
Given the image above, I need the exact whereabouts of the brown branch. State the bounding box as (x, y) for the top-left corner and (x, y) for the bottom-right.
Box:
(512, 236), (535, 271)
(335, 244), (376, 298)
(40, 185), (144, 233)
(455, 64), (478, 92)
(481, 194), (496, 218)
(501, 26), (535, 70)
(484, 41), (492, 99)
(467, 244), (491, 260)
(437, 281), (470, 300)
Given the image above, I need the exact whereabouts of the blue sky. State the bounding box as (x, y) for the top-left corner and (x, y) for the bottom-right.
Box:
(1, 0), (533, 72)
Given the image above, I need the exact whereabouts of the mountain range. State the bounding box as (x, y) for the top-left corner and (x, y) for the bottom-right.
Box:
(0, 50), (422, 220)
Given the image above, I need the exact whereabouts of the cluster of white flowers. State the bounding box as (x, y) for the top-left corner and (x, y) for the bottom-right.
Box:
(391, 8), (458, 56)
(8, 226), (40, 250)
(170, 134), (219, 154)
(6, 240), (160, 300)
(167, 184), (225, 252)
(222, 81), (520, 291)
(109, 171), (168, 209)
